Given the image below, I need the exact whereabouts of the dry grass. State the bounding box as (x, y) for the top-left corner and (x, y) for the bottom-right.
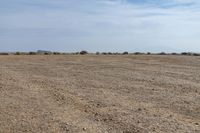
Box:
(0, 55), (200, 133)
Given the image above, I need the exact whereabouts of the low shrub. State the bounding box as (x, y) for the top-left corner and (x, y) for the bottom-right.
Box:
(193, 53), (200, 56)
(108, 52), (112, 55)
(158, 52), (166, 55)
(102, 52), (107, 55)
(123, 52), (129, 55)
(80, 51), (88, 55)
(171, 53), (178, 55)
(0, 52), (9, 55)
(44, 52), (52, 55)
(134, 52), (143, 55)
(53, 52), (61, 55)
(29, 52), (37, 55)
(181, 52), (189, 55)
(15, 52), (23, 55)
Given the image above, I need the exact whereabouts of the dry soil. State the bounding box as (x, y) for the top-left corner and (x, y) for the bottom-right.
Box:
(0, 55), (200, 133)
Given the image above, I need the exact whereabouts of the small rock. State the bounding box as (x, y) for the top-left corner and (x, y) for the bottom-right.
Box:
(83, 127), (87, 131)
(168, 115), (173, 118)
(96, 119), (100, 121)
(103, 118), (107, 121)
(94, 113), (98, 116)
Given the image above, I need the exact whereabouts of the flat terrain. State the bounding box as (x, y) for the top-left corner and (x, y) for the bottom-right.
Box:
(0, 55), (200, 133)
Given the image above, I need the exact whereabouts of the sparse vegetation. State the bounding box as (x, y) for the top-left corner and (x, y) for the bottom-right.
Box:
(0, 52), (9, 55)
(123, 52), (129, 55)
(171, 53), (178, 55)
(181, 52), (188, 55)
(29, 52), (37, 55)
(134, 52), (143, 55)
(193, 53), (200, 56)
(1, 50), (200, 56)
(102, 52), (107, 55)
(15, 52), (28, 55)
(44, 52), (52, 55)
(159, 52), (166, 55)
(108, 52), (113, 55)
(53, 52), (61, 55)
(80, 51), (88, 55)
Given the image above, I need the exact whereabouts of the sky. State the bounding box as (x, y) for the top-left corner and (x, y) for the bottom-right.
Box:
(1, 0), (200, 52)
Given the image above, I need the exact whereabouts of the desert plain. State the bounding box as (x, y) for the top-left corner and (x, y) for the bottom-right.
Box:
(0, 55), (200, 133)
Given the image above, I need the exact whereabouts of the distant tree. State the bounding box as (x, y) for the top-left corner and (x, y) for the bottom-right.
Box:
(96, 52), (100, 55)
(159, 52), (166, 55)
(15, 52), (21, 55)
(171, 53), (178, 55)
(53, 52), (61, 55)
(29, 52), (37, 55)
(134, 52), (143, 55)
(123, 52), (129, 55)
(0, 52), (9, 55)
(181, 52), (192, 56)
(80, 51), (88, 55)
(193, 53), (200, 56)
(181, 52), (187, 55)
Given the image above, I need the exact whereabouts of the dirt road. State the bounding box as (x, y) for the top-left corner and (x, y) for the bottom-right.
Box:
(0, 55), (200, 133)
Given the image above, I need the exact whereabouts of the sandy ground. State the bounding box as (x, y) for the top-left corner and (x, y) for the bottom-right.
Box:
(0, 55), (200, 133)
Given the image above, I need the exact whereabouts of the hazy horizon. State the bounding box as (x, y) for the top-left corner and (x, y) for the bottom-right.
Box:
(1, 0), (200, 52)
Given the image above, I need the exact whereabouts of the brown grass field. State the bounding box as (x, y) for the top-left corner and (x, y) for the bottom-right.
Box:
(0, 55), (200, 133)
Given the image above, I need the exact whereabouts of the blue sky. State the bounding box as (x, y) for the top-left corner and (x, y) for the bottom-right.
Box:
(1, 0), (200, 52)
